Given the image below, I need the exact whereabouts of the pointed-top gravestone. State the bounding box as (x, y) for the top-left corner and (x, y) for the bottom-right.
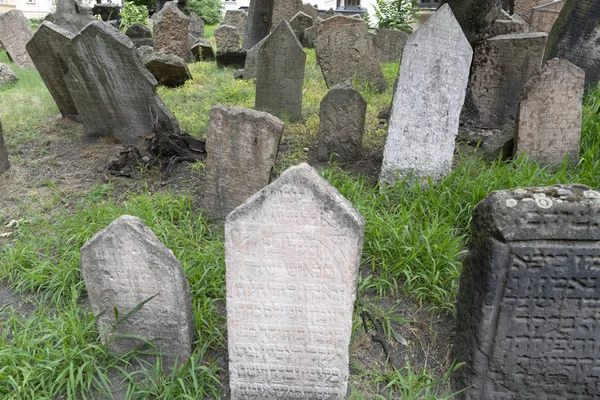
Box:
(290, 11), (313, 43)
(439, 0), (502, 44)
(241, 35), (267, 80)
(226, 163), (364, 400)
(272, 0), (302, 28)
(372, 29), (409, 63)
(242, 0), (274, 49)
(26, 22), (79, 120)
(80, 215), (194, 374)
(153, 1), (190, 61)
(301, 2), (318, 20)
(64, 21), (180, 143)
(380, 4), (472, 186)
(255, 20), (306, 121)
(0, 10), (34, 69)
(125, 23), (154, 48)
(188, 11), (205, 39)
(46, 0), (96, 34)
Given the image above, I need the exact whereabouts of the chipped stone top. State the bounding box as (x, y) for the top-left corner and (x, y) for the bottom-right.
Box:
(486, 32), (548, 41)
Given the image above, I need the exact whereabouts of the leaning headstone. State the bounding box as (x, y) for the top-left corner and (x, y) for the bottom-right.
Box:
(468, 33), (547, 129)
(0, 121), (9, 175)
(215, 25), (241, 52)
(45, 0), (95, 34)
(241, 35), (267, 80)
(318, 83), (366, 162)
(223, 9), (247, 35)
(531, 0), (564, 33)
(80, 215), (194, 374)
(0, 10), (34, 69)
(216, 49), (247, 69)
(26, 22), (79, 120)
(439, 0), (503, 44)
(140, 50), (192, 88)
(0, 63), (18, 87)
(302, 25), (316, 48)
(153, 2), (190, 61)
(514, 58), (584, 165)
(64, 21), (180, 143)
(256, 20), (306, 121)
(453, 184), (600, 399)
(321, 7), (335, 19)
(372, 29), (409, 63)
(226, 163), (365, 400)
(272, 0), (302, 28)
(544, 0), (600, 88)
(188, 12), (205, 39)
(201, 105), (284, 219)
(380, 5), (472, 185)
(301, 2), (318, 20)
(315, 16), (386, 91)
(191, 38), (215, 60)
(290, 11), (313, 43)
(125, 23), (154, 48)
(242, 0), (274, 50)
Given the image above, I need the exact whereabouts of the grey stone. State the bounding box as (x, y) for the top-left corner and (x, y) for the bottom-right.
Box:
(201, 105), (284, 219)
(45, 0), (95, 34)
(372, 29), (409, 63)
(80, 215), (194, 374)
(191, 38), (215, 60)
(315, 16), (386, 91)
(301, 2), (318, 20)
(233, 69), (244, 79)
(272, 0), (302, 27)
(93, 3), (121, 22)
(125, 23), (154, 48)
(216, 49), (247, 69)
(439, 0), (503, 44)
(64, 21), (179, 143)
(256, 20), (306, 121)
(215, 25), (241, 52)
(188, 12), (205, 39)
(241, 35), (267, 80)
(225, 162), (364, 400)
(380, 5), (472, 185)
(26, 22), (79, 120)
(318, 83), (366, 162)
(223, 9), (247, 36)
(140, 50), (192, 88)
(242, 0), (274, 50)
(0, 10), (34, 69)
(531, 0), (565, 33)
(457, 124), (515, 161)
(0, 121), (9, 175)
(0, 63), (18, 87)
(153, 2), (190, 60)
(302, 25), (316, 48)
(468, 32), (547, 129)
(453, 184), (600, 399)
(321, 7), (335, 18)
(544, 0), (600, 88)
(514, 58), (584, 165)
(290, 11), (313, 43)
(488, 12), (529, 37)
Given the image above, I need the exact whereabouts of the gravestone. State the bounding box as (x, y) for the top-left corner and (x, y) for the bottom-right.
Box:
(201, 105), (284, 219)
(487, 12), (529, 37)
(224, 10), (248, 35)
(380, 5), (472, 185)
(0, 10), (34, 69)
(321, 7), (335, 18)
(439, 0), (503, 44)
(125, 23), (154, 48)
(188, 12), (205, 39)
(531, 0), (564, 33)
(544, 0), (600, 88)
(64, 21), (180, 143)
(191, 38), (215, 60)
(215, 25), (241, 52)
(272, 0), (302, 27)
(140, 50), (192, 88)
(46, 0), (95, 34)
(315, 16), (386, 91)
(468, 32), (547, 129)
(241, 35), (267, 80)
(0, 63), (18, 87)
(255, 20), (306, 121)
(225, 162), (364, 400)
(453, 184), (600, 399)
(93, 3), (121, 22)
(318, 83), (367, 162)
(290, 11), (313, 43)
(242, 0), (274, 49)
(514, 58), (584, 165)
(153, 2), (190, 61)
(0, 121), (9, 175)
(26, 22), (79, 120)
(216, 49), (247, 69)
(301, 2), (318, 20)
(302, 25), (316, 48)
(372, 29), (409, 63)
(80, 215), (194, 374)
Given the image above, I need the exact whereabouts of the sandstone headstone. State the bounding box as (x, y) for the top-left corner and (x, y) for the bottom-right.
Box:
(372, 29), (409, 63)
(439, 0), (503, 44)
(544, 0), (600, 88)
(46, 0), (95, 34)
(302, 25), (316, 48)
(64, 21), (180, 143)
(0, 10), (34, 69)
(215, 25), (241, 52)
(256, 20), (306, 121)
(0, 63), (18, 87)
(272, 0), (302, 27)
(290, 11), (313, 43)
(468, 32), (547, 129)
(125, 23), (154, 48)
(315, 16), (386, 91)
(380, 5), (472, 185)
(514, 0), (538, 23)
(201, 105), (284, 219)
(242, 0), (274, 50)
(514, 58), (583, 165)
(241, 35), (267, 80)
(301, 2), (318, 20)
(318, 83), (366, 162)
(0, 121), (9, 175)
(153, 2), (190, 60)
(140, 50), (192, 88)
(531, 0), (564, 33)
(453, 184), (600, 399)
(191, 38), (215, 60)
(223, 10), (247, 35)
(225, 162), (364, 399)
(188, 12), (205, 39)
(80, 215), (194, 374)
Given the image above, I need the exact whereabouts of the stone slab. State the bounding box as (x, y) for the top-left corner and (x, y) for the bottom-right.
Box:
(242, 0), (274, 49)
(215, 25), (241, 52)
(0, 63), (18, 87)
(125, 23), (154, 48)
(191, 38), (215, 60)
(223, 10), (247, 36)
(0, 10), (34, 69)
(439, 0), (502, 44)
(372, 29), (409, 63)
(290, 11), (313, 43)
(188, 11), (205, 39)
(531, 0), (564, 33)
(272, 0), (302, 27)
(141, 50), (192, 88)
(241, 35), (267, 80)
(0, 121), (9, 175)
(45, 0), (95, 34)
(216, 49), (247, 69)
(153, 2), (190, 61)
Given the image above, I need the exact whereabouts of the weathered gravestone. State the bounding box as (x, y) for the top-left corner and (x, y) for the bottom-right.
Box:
(531, 0), (565, 33)
(45, 0), (95, 34)
(153, 2), (190, 61)
(380, 4), (472, 185)
(487, 11), (529, 37)
(290, 11), (313, 43)
(0, 63), (18, 87)
(64, 21), (180, 143)
(514, 58), (584, 165)
(93, 3), (121, 22)
(0, 121), (9, 175)
(240, 35), (267, 80)
(272, 0), (302, 28)
(544, 0), (600, 88)
(80, 215), (194, 374)
(225, 162), (364, 400)
(321, 7), (335, 19)
(125, 23), (154, 48)
(438, 0), (503, 44)
(140, 50), (192, 88)
(242, 0), (274, 50)
(191, 38), (215, 61)
(0, 10), (34, 69)
(301, 2), (318, 20)
(318, 83), (366, 162)
(315, 16), (386, 91)
(256, 20), (306, 121)
(371, 29), (409, 63)
(188, 12), (205, 39)
(26, 22), (79, 120)
(224, 10), (248, 35)
(201, 105), (284, 219)
(302, 25), (316, 48)
(453, 184), (600, 399)
(215, 25), (242, 52)
(468, 32), (547, 129)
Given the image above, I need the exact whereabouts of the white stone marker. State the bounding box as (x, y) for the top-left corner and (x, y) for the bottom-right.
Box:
(225, 163), (364, 399)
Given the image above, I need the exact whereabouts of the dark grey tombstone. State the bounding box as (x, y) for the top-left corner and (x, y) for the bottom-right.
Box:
(46, 0), (96, 34)
(454, 184), (600, 399)
(216, 49), (247, 69)
(92, 3), (121, 22)
(301, 2), (318, 20)
(255, 20), (306, 122)
(191, 38), (215, 61)
(439, 0), (503, 44)
(0, 10), (34, 68)
(188, 12), (205, 39)
(372, 29), (409, 63)
(241, 35), (267, 80)
(242, 0), (274, 49)
(0, 121), (9, 175)
(302, 25), (315, 48)
(26, 22), (79, 120)
(290, 11), (313, 43)
(272, 0), (302, 27)
(140, 50), (192, 88)
(125, 23), (154, 48)
(64, 21), (180, 143)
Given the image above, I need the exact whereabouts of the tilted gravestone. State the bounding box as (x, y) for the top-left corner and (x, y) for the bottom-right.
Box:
(255, 20), (306, 121)
(272, 0), (302, 28)
(80, 215), (194, 374)
(301, 2), (318, 20)
(125, 23), (154, 48)
(468, 32), (547, 129)
(215, 25), (242, 52)
(140, 50), (192, 88)
(153, 2), (190, 61)
(0, 121), (9, 175)
(223, 10), (248, 36)
(453, 184), (600, 399)
(45, 0), (95, 34)
(0, 10), (34, 69)
(315, 16), (386, 91)
(531, 0), (565, 33)
(514, 58), (584, 165)
(201, 105), (284, 219)
(26, 22), (79, 120)
(290, 11), (313, 43)
(439, 0), (503, 44)
(380, 5), (472, 185)
(242, 0), (274, 50)
(544, 0), (600, 88)
(371, 29), (409, 63)
(0, 63), (18, 87)
(225, 163), (364, 400)
(302, 25), (316, 48)
(241, 35), (267, 80)
(191, 38), (215, 61)
(318, 83), (367, 162)
(487, 12), (529, 37)
(64, 21), (180, 143)
(188, 11), (205, 39)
